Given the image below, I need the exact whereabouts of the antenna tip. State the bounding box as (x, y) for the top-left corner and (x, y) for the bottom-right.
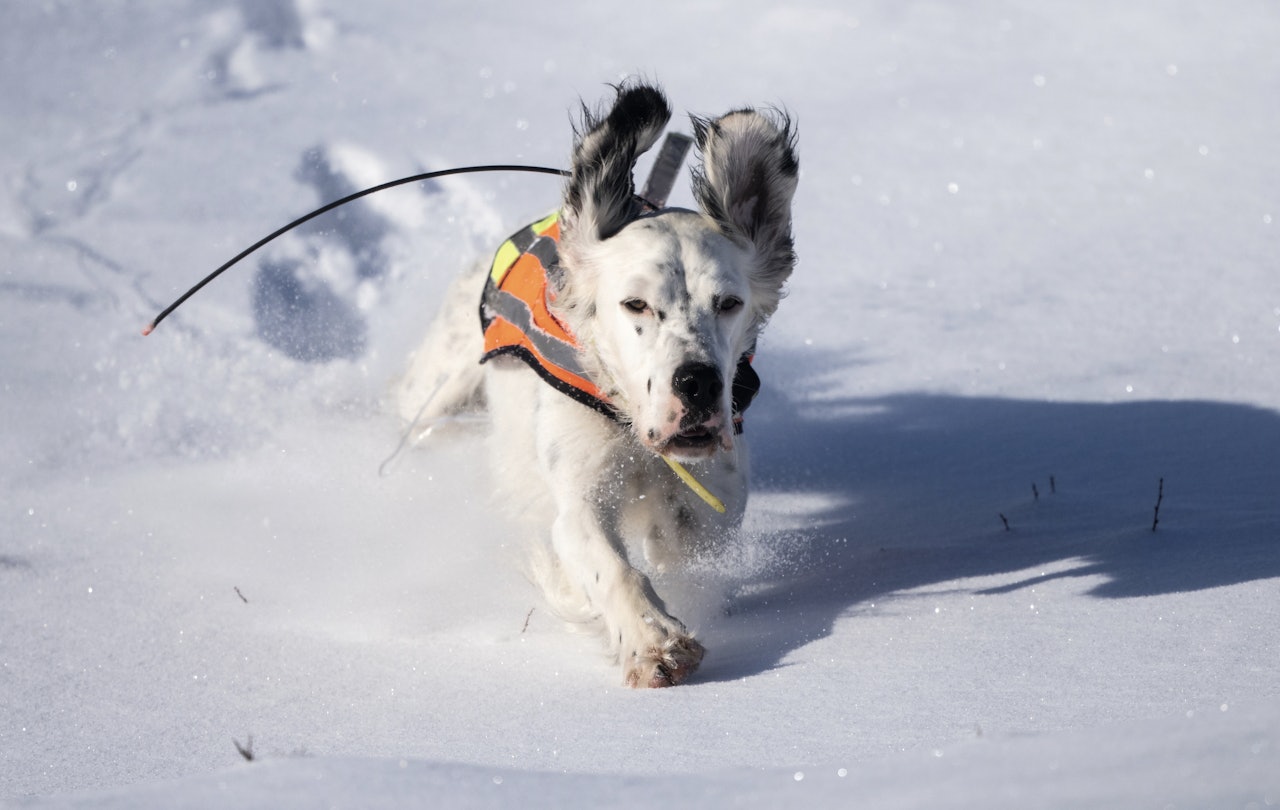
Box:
(141, 322), (155, 336)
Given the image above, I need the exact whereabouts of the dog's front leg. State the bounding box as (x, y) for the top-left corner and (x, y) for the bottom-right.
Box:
(539, 415), (704, 687)
(550, 502), (704, 687)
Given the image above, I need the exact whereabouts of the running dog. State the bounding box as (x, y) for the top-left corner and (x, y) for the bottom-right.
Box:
(396, 81), (798, 687)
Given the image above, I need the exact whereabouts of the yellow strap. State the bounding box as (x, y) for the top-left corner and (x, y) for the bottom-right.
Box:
(662, 456), (727, 514)
(486, 211), (724, 515)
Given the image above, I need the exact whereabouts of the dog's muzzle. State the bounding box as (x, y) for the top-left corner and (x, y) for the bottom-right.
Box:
(672, 362), (722, 414)
(658, 362), (728, 458)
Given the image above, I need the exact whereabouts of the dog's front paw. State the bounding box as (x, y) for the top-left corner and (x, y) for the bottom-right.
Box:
(624, 634), (706, 688)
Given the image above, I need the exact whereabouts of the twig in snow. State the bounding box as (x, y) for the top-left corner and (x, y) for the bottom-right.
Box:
(1151, 478), (1164, 531)
(1032, 483), (1039, 501)
(1049, 475), (1056, 494)
(233, 736), (254, 762)
(999, 514), (1011, 532)
(234, 586), (249, 604)
(521, 607), (535, 634)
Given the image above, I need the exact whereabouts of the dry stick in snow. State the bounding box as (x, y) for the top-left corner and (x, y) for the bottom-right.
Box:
(999, 514), (1011, 531)
(1151, 478), (1165, 531)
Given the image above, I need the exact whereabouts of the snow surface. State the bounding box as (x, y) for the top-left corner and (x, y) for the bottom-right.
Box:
(3, 0), (1279, 806)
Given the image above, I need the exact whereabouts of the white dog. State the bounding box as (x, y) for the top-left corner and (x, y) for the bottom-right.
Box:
(395, 82), (798, 687)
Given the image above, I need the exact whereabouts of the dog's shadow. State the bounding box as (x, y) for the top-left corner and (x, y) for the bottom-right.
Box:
(692, 348), (1280, 683)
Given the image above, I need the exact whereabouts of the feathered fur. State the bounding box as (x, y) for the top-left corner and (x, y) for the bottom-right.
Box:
(395, 81), (799, 687)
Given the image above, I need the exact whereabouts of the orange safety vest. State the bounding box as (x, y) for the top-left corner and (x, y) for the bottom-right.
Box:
(479, 212), (759, 430)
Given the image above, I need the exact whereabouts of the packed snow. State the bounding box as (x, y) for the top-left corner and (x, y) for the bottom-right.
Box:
(2, 1), (1278, 807)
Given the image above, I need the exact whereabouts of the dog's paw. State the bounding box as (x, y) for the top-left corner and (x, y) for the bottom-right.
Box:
(624, 634), (706, 688)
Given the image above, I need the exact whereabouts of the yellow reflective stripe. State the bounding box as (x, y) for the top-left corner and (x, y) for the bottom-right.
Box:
(489, 239), (521, 283)
(530, 210), (559, 234)
(489, 211), (560, 284)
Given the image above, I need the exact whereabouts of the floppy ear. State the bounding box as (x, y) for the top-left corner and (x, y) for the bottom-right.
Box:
(562, 82), (671, 242)
(691, 109), (799, 302)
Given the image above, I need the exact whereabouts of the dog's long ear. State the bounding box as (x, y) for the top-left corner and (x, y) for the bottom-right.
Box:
(563, 83), (671, 241)
(691, 109), (799, 300)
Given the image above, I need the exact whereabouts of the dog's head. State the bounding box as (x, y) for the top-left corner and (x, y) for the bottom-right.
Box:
(552, 82), (798, 463)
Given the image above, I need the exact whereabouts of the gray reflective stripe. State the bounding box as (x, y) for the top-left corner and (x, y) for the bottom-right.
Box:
(526, 236), (559, 272)
(508, 223), (538, 254)
(484, 286), (591, 379)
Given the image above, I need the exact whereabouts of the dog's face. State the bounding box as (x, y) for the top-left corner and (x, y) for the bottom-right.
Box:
(553, 84), (799, 463)
(572, 212), (754, 460)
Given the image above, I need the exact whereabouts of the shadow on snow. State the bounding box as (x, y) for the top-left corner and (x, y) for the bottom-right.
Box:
(697, 349), (1280, 682)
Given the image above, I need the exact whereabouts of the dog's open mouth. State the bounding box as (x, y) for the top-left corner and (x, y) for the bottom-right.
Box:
(673, 426), (715, 448)
(667, 425), (717, 453)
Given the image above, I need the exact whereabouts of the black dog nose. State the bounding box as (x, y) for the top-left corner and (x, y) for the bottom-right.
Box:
(672, 362), (723, 411)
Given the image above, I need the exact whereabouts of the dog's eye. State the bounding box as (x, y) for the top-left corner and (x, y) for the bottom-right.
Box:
(622, 298), (650, 315)
(716, 296), (743, 314)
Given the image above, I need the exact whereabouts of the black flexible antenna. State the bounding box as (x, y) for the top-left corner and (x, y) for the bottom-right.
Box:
(141, 164), (569, 335)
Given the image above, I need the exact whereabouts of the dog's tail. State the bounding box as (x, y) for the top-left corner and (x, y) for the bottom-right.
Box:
(390, 260), (490, 439)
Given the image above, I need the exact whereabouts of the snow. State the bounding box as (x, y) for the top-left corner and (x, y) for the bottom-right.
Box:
(2, 0), (1278, 806)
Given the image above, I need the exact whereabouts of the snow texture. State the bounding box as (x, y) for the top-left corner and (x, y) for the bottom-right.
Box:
(2, 0), (1278, 807)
